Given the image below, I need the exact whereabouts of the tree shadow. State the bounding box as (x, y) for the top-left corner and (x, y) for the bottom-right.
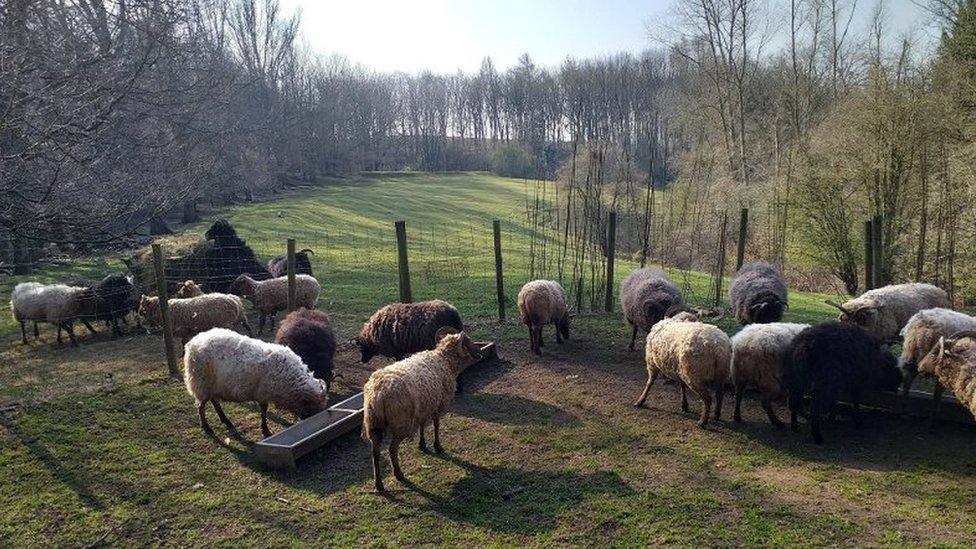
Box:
(453, 393), (580, 427)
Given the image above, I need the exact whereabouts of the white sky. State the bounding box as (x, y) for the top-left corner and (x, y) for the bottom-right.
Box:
(279, 0), (939, 73)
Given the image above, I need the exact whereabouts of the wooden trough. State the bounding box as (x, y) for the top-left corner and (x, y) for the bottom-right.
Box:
(254, 341), (497, 469)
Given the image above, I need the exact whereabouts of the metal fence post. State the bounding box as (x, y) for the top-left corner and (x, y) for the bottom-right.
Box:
(605, 211), (617, 312)
(395, 220), (412, 303)
(493, 220), (505, 321)
(735, 207), (748, 272)
(152, 243), (180, 378)
(286, 238), (297, 312)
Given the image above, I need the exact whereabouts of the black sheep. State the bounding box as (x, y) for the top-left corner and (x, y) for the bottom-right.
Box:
(74, 274), (140, 337)
(202, 219), (270, 292)
(274, 308), (338, 393)
(267, 248), (314, 277)
(785, 321), (902, 444)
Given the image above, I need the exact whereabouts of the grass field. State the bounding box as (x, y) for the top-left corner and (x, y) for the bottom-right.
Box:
(2, 173), (975, 546)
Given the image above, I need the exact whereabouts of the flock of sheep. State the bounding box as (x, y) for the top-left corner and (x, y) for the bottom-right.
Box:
(8, 252), (976, 492)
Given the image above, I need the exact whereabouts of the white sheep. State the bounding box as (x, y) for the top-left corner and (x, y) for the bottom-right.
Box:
(634, 317), (732, 427)
(730, 322), (809, 427)
(825, 283), (949, 343)
(228, 274), (321, 334)
(138, 293), (253, 348)
(183, 328), (329, 437)
(916, 331), (976, 423)
(899, 308), (976, 393)
(516, 280), (570, 355)
(362, 330), (480, 492)
(10, 282), (97, 346)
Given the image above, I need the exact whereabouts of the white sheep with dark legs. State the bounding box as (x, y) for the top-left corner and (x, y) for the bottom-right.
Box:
(729, 261), (788, 325)
(10, 282), (97, 346)
(517, 280), (570, 355)
(917, 331), (976, 423)
(898, 308), (976, 406)
(620, 268), (684, 351)
(138, 293), (253, 350)
(228, 274), (321, 334)
(362, 330), (480, 492)
(183, 328), (329, 437)
(825, 283), (949, 343)
(730, 322), (809, 427)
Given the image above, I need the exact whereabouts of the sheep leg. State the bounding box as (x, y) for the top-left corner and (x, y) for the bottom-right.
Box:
(418, 426), (428, 452)
(33, 321), (40, 338)
(714, 385), (724, 421)
(371, 438), (385, 492)
(197, 400), (213, 433)
(259, 402), (272, 437)
(680, 383), (690, 413)
(20, 321), (28, 345)
(688, 384), (710, 428)
(240, 317), (254, 337)
(57, 324), (63, 344)
(537, 326), (545, 347)
(82, 319), (97, 335)
(63, 323), (78, 347)
(555, 321), (563, 344)
(788, 389), (801, 433)
(433, 415), (444, 454)
(389, 438), (406, 483)
(211, 400), (239, 436)
(928, 381), (944, 432)
(733, 385), (744, 422)
(258, 314), (266, 335)
(809, 393), (825, 444)
(628, 325), (639, 351)
(633, 369), (658, 407)
(761, 397), (784, 428)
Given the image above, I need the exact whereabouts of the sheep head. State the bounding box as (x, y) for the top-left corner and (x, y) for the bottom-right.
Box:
(295, 377), (329, 419)
(825, 299), (876, 326)
(227, 274), (253, 297)
(437, 331), (481, 368)
(355, 335), (376, 363)
(137, 295), (160, 324)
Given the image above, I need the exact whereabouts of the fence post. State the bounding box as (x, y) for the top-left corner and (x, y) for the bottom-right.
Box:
(286, 238), (296, 312)
(395, 220), (412, 303)
(493, 220), (505, 321)
(864, 220), (874, 292)
(714, 212), (729, 307)
(604, 211), (617, 312)
(735, 207), (748, 272)
(872, 214), (883, 288)
(152, 244), (180, 378)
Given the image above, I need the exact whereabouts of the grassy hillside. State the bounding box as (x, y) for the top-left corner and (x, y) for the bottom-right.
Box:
(2, 173), (973, 546)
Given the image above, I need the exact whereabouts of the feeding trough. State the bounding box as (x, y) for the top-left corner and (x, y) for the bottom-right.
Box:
(254, 341), (497, 469)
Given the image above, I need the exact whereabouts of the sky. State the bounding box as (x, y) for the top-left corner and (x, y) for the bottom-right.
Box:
(279, 0), (939, 74)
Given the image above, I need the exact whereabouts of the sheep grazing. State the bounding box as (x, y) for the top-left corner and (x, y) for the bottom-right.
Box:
(730, 322), (809, 427)
(917, 331), (976, 422)
(729, 261), (788, 325)
(173, 280), (204, 298)
(620, 268), (684, 351)
(634, 316), (732, 427)
(825, 283), (949, 343)
(898, 308), (976, 397)
(274, 308), (338, 392)
(11, 282), (99, 346)
(183, 328), (329, 437)
(356, 300), (463, 363)
(516, 280), (570, 355)
(138, 292), (253, 348)
(785, 321), (902, 444)
(362, 331), (481, 492)
(228, 273), (321, 334)
(267, 248), (314, 278)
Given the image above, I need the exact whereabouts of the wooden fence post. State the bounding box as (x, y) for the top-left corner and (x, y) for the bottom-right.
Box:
(714, 212), (728, 307)
(395, 220), (412, 303)
(864, 220), (874, 292)
(605, 211), (617, 312)
(493, 220), (505, 321)
(286, 238), (297, 312)
(735, 207), (748, 272)
(152, 244), (180, 378)
(872, 214), (883, 288)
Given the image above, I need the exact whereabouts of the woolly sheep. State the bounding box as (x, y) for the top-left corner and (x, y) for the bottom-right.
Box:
(362, 331), (481, 492)
(274, 308), (339, 392)
(228, 273), (321, 334)
(10, 282), (96, 346)
(183, 328), (329, 437)
(785, 321), (902, 444)
(730, 322), (809, 427)
(825, 283), (949, 343)
(620, 268), (684, 351)
(267, 248), (314, 278)
(356, 299), (463, 363)
(917, 331), (976, 423)
(634, 316), (732, 427)
(729, 261), (788, 325)
(898, 308), (976, 395)
(516, 280), (570, 355)
(71, 274), (141, 337)
(174, 280), (204, 298)
(138, 292), (253, 348)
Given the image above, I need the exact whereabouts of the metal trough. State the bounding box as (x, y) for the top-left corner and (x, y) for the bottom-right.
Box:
(254, 341), (497, 469)
(858, 388), (974, 425)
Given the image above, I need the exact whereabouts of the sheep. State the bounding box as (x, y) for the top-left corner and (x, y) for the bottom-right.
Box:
(228, 273), (321, 334)
(362, 330), (481, 492)
(917, 331), (976, 422)
(274, 308), (339, 393)
(10, 282), (96, 346)
(620, 268), (684, 351)
(730, 322), (809, 427)
(356, 299), (463, 363)
(138, 292), (253, 348)
(898, 308), (976, 398)
(634, 316), (732, 427)
(173, 280), (204, 298)
(80, 274), (140, 337)
(785, 321), (902, 444)
(824, 283), (949, 343)
(183, 328), (329, 437)
(267, 248), (314, 278)
(516, 280), (570, 355)
(729, 261), (788, 325)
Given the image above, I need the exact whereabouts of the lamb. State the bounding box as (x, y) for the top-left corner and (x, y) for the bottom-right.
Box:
(173, 280), (204, 298)
(898, 308), (976, 396)
(516, 280), (570, 355)
(620, 268), (684, 351)
(138, 292), (253, 348)
(183, 328), (329, 437)
(274, 308), (339, 393)
(785, 321), (902, 444)
(729, 261), (788, 325)
(356, 299), (463, 363)
(267, 248), (314, 278)
(10, 282), (96, 346)
(362, 330), (481, 492)
(634, 316), (732, 427)
(228, 273), (321, 334)
(730, 322), (809, 427)
(917, 331), (976, 422)
(824, 283), (949, 343)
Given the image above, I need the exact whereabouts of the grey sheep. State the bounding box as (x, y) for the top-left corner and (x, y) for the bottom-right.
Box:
(619, 268), (684, 351)
(729, 261), (788, 325)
